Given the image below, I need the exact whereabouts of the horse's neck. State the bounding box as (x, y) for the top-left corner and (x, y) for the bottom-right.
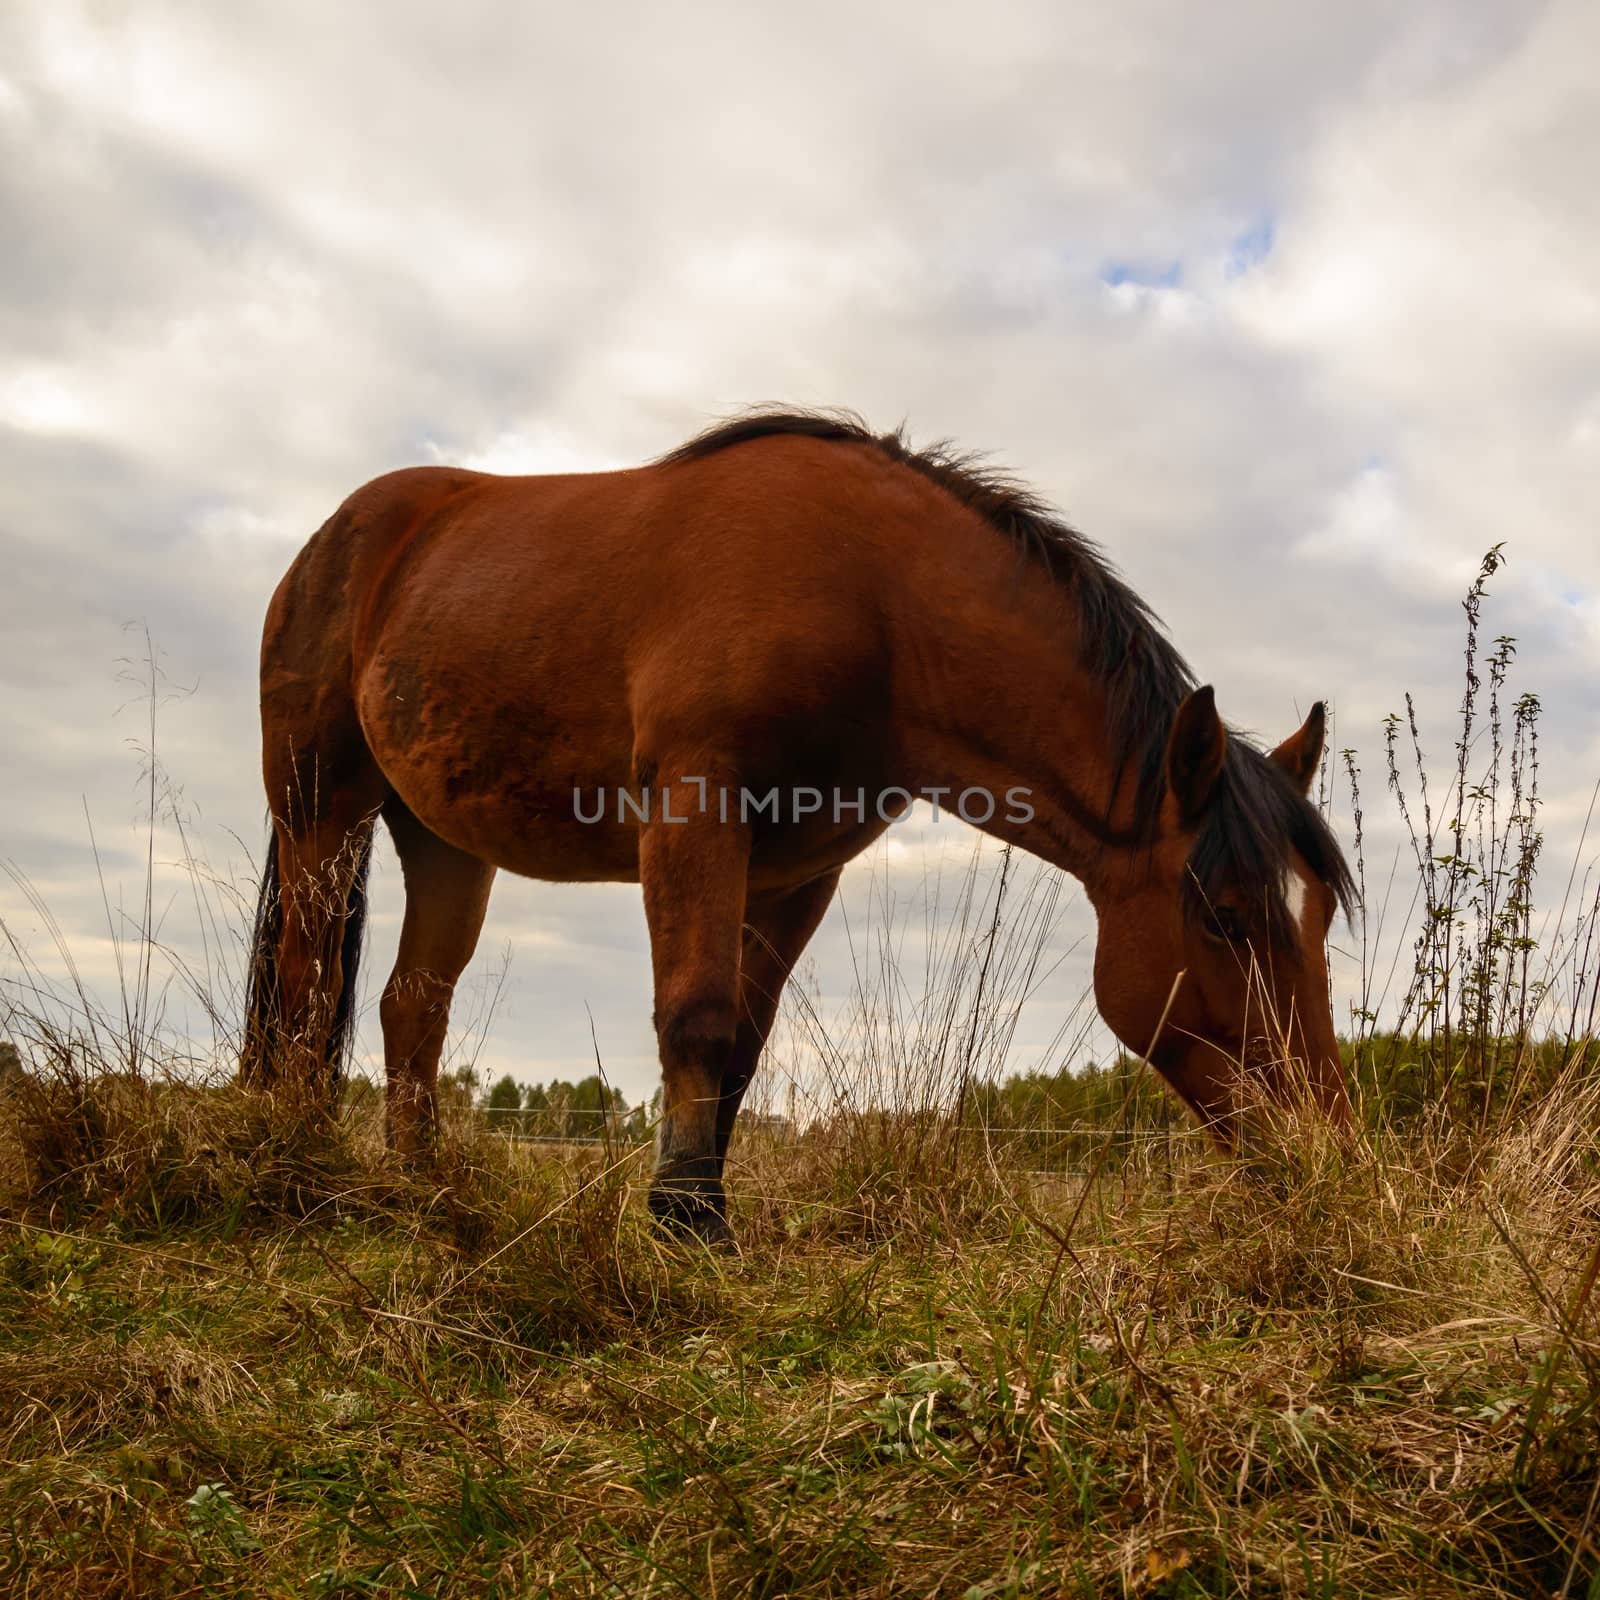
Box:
(891, 568), (1139, 896)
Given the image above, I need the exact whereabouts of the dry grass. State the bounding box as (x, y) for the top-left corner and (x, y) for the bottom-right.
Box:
(2, 552), (1596, 1595)
(1, 1064), (1596, 1599)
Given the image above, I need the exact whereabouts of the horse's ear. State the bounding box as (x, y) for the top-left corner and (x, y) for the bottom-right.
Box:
(1269, 701), (1326, 795)
(1166, 685), (1227, 823)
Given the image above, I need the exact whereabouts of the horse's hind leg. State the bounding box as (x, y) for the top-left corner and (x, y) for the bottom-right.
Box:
(379, 800), (496, 1155)
(252, 734), (385, 1096)
(639, 788), (751, 1244)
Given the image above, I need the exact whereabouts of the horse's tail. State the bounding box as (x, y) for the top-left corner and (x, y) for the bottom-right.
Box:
(240, 827), (283, 1087)
(327, 832), (375, 1082)
(241, 823), (374, 1087)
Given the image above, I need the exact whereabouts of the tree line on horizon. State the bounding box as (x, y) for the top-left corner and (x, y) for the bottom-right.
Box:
(470, 1069), (651, 1141)
(463, 1054), (1184, 1150)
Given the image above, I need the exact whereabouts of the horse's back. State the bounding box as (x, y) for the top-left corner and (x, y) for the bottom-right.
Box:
(259, 436), (982, 881)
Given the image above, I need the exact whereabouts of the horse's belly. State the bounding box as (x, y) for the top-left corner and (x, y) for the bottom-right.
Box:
(354, 628), (895, 889)
(357, 658), (641, 881)
(747, 821), (892, 894)
(470, 813), (642, 883)
(386, 766), (643, 883)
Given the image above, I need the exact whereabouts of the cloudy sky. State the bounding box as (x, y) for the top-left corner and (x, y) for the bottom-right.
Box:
(2, 0), (1597, 1110)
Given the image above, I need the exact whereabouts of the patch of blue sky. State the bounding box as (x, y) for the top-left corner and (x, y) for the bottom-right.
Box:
(1224, 215), (1275, 278)
(1099, 259), (1183, 289)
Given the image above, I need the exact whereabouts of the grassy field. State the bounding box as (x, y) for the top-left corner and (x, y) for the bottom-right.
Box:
(3, 552), (1597, 1596)
(1, 1068), (1597, 1600)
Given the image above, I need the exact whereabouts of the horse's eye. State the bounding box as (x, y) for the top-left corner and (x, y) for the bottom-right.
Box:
(1204, 905), (1248, 945)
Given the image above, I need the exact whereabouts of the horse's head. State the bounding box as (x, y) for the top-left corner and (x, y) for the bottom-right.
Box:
(1089, 687), (1357, 1138)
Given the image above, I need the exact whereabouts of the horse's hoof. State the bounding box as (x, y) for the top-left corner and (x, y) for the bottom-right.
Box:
(648, 1169), (733, 1249)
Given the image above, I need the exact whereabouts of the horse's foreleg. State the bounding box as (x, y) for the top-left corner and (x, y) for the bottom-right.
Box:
(379, 802), (496, 1156)
(640, 790), (751, 1245)
(717, 869), (843, 1172)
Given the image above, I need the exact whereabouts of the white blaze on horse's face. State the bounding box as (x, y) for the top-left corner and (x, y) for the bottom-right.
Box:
(1279, 865), (1308, 938)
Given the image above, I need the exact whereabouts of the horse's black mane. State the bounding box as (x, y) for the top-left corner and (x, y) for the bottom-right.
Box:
(662, 409), (1355, 934)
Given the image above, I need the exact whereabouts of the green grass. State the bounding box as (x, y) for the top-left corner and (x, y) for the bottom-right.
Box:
(2, 1078), (1596, 1599)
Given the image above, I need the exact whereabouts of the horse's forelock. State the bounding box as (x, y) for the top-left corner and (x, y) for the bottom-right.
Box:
(1183, 742), (1356, 942)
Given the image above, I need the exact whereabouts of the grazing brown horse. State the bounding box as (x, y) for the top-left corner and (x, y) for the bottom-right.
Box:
(243, 410), (1355, 1240)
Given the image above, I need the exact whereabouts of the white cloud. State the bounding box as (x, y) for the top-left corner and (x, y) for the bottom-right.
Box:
(1, 367), (101, 434)
(1101, 280), (1207, 326)
(427, 426), (619, 479)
